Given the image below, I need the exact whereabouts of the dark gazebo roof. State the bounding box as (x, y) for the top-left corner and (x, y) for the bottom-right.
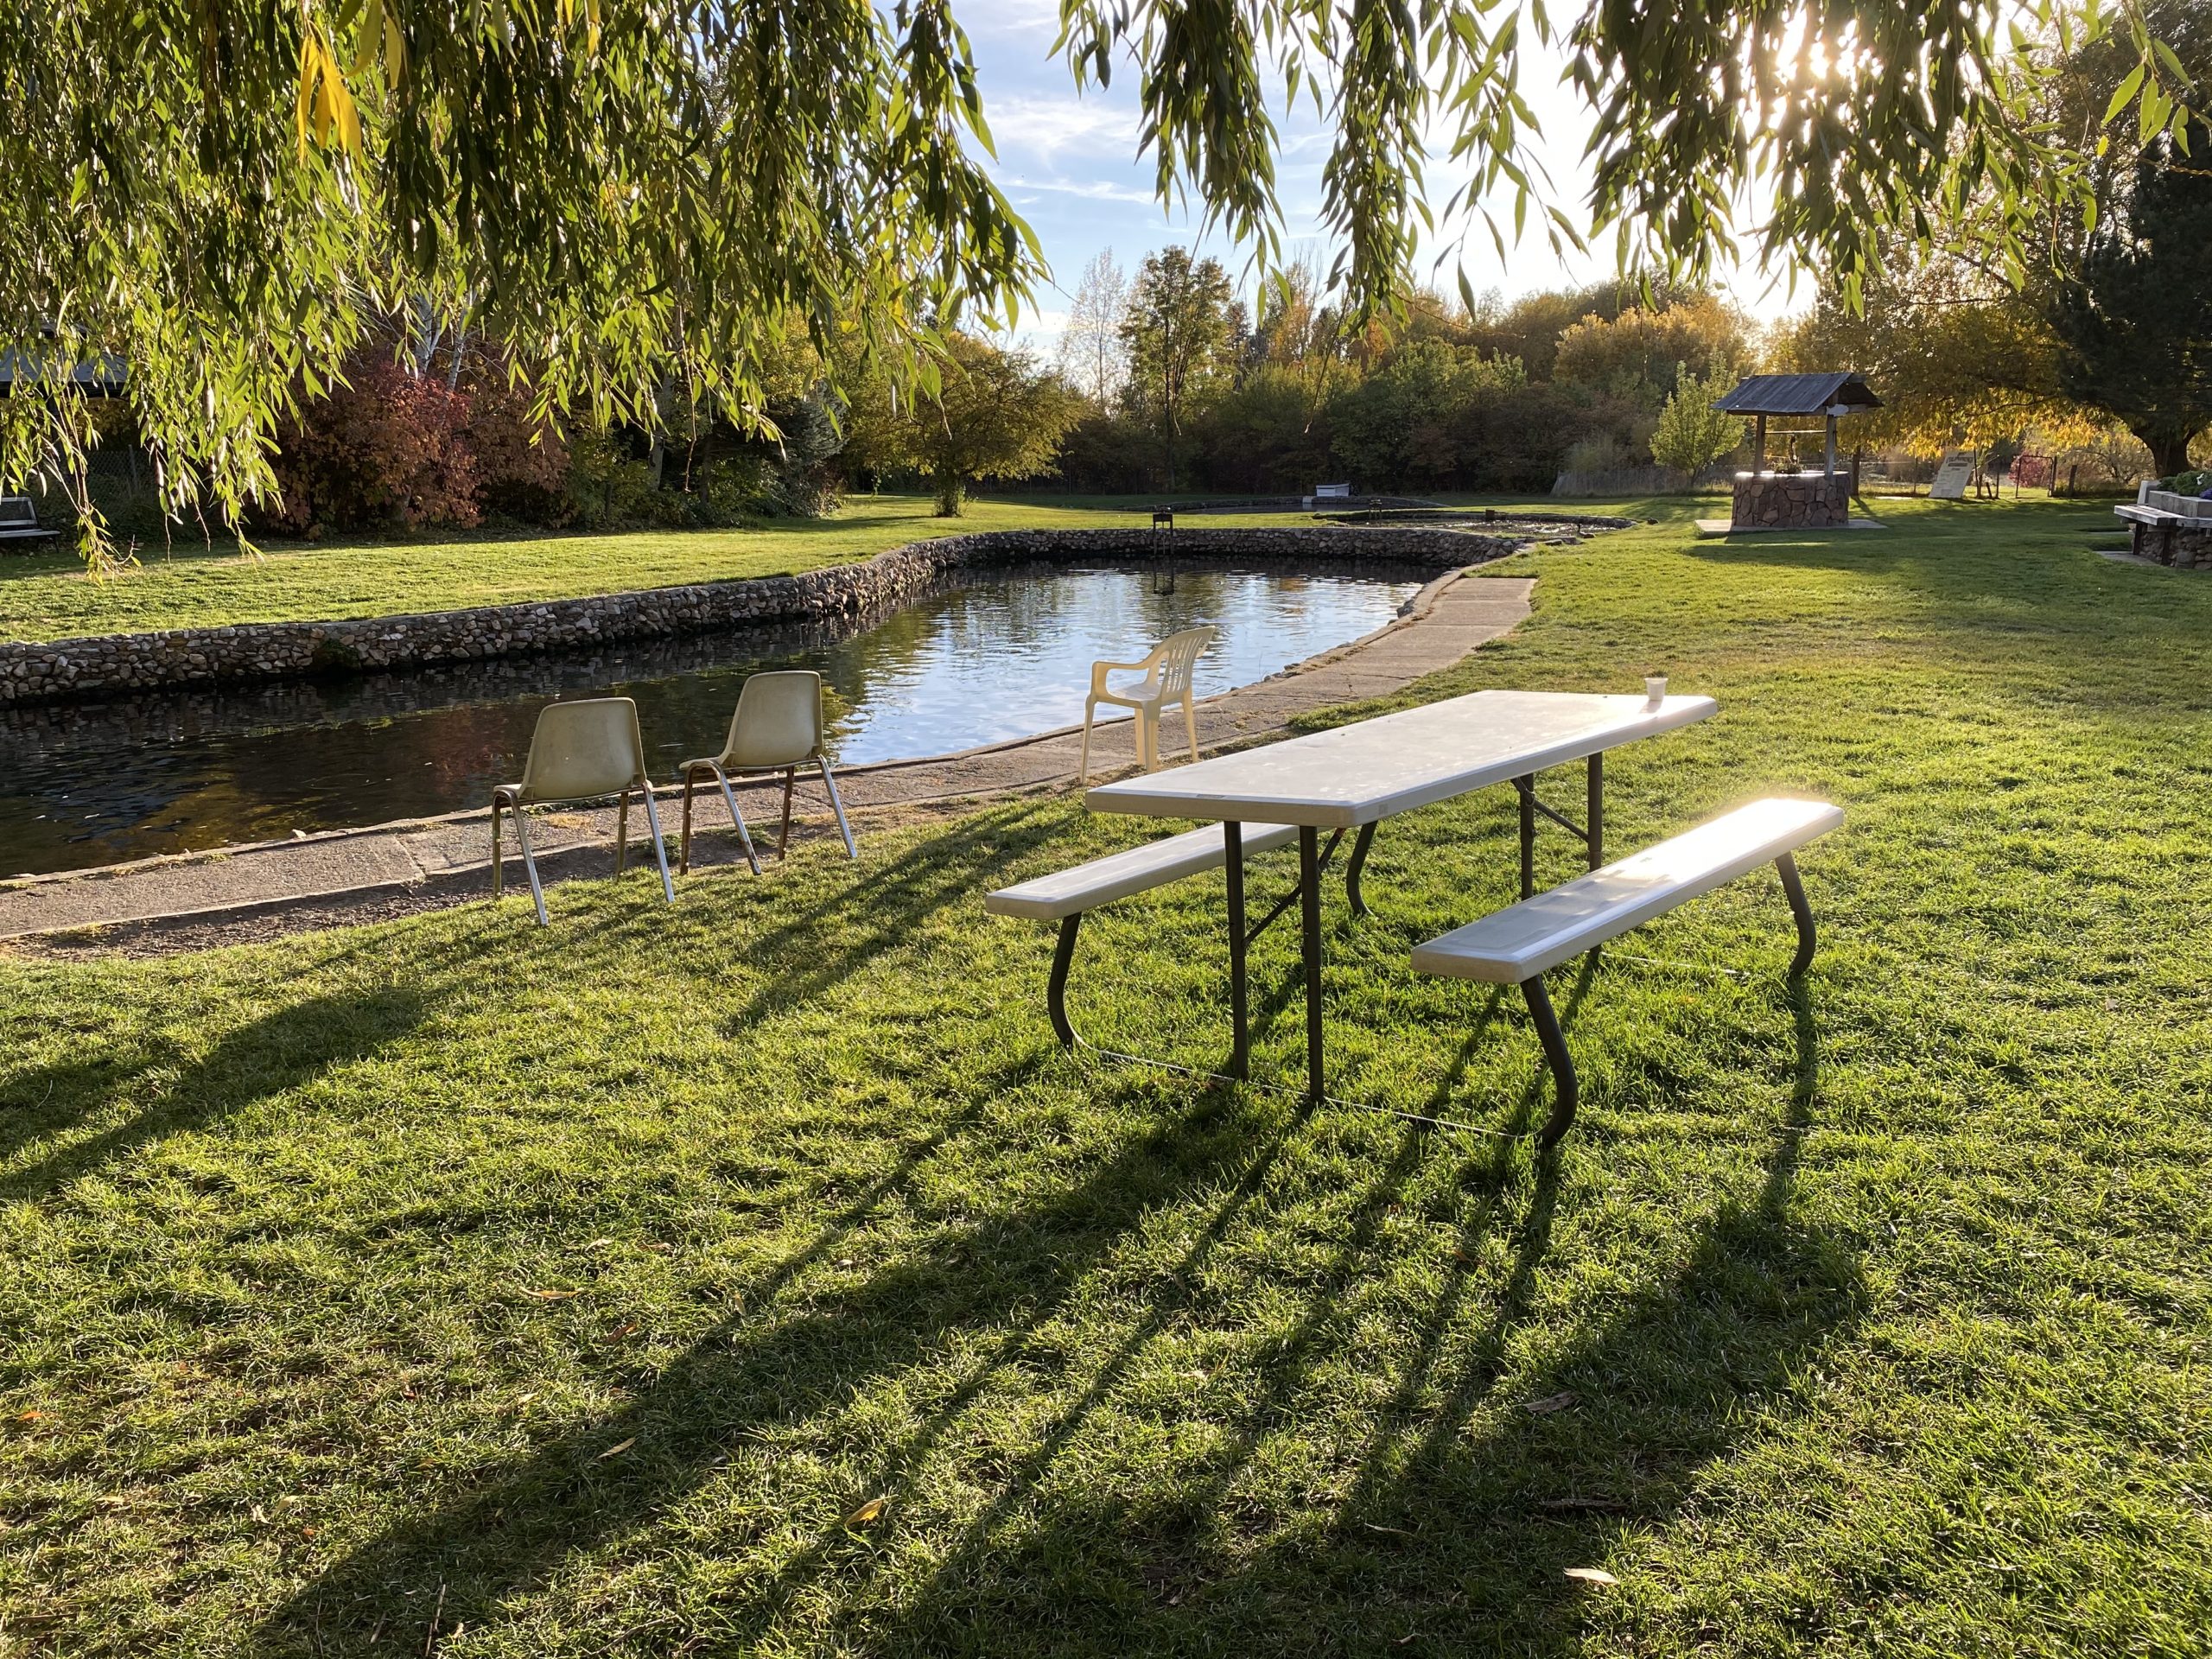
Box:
(1712, 372), (1881, 416)
(0, 334), (128, 397)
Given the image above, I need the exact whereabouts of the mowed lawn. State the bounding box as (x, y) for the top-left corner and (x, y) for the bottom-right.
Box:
(0, 495), (1149, 643)
(3, 498), (2209, 1656)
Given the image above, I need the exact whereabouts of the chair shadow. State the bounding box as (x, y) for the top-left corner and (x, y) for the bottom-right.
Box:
(0, 988), (423, 1203)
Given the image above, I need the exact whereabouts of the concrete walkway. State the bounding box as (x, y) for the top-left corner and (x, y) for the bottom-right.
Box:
(0, 570), (1533, 948)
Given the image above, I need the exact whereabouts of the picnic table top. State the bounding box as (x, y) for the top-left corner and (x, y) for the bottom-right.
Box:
(1085, 689), (1717, 828)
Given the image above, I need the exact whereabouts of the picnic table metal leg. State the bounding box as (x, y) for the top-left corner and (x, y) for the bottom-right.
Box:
(1300, 825), (1325, 1103)
(1345, 822), (1376, 918)
(1046, 915), (1082, 1047)
(1523, 975), (1579, 1150)
(1516, 774), (1535, 899)
(1776, 852), (1816, 979)
(1224, 821), (1249, 1080)
(1586, 753), (1604, 869)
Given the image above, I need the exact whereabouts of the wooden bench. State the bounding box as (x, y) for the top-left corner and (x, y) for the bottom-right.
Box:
(986, 823), (1298, 1046)
(0, 496), (59, 542)
(1411, 798), (1843, 1148)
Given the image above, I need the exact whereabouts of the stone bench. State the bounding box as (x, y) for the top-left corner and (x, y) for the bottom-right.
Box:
(2117, 488), (2212, 568)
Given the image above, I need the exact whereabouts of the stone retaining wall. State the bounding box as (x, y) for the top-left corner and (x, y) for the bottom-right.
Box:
(0, 525), (1516, 706)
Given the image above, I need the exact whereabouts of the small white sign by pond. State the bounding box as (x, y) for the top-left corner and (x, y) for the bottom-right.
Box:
(1929, 452), (1974, 501)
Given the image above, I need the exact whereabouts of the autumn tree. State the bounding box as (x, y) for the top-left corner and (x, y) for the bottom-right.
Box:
(1554, 298), (1753, 411)
(842, 334), (1082, 516)
(1120, 250), (1241, 490)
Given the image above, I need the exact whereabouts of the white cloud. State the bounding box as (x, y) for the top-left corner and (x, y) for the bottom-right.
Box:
(1001, 174), (1157, 207)
(984, 92), (1142, 164)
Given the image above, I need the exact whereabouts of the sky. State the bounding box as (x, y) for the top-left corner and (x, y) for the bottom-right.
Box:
(958, 1), (1809, 355)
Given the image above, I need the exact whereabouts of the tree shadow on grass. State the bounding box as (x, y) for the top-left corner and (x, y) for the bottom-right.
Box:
(251, 1070), (1291, 1656)
(0, 987), (423, 1203)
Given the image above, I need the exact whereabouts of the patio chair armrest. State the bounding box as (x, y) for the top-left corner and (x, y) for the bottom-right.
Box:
(1090, 654), (1160, 693)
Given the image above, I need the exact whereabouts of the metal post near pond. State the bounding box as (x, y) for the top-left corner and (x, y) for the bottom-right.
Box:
(1151, 506), (1176, 594)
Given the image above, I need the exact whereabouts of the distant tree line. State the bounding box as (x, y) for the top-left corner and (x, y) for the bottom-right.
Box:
(1025, 250), (1753, 498)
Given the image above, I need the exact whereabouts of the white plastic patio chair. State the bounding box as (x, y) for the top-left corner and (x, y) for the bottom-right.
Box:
(677, 669), (856, 874)
(1079, 624), (1216, 783)
(491, 697), (677, 925)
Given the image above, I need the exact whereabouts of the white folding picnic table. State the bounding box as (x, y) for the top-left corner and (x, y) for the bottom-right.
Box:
(1084, 689), (1717, 1099)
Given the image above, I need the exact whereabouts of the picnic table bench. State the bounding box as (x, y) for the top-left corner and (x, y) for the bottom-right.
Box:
(1410, 798), (1840, 1146)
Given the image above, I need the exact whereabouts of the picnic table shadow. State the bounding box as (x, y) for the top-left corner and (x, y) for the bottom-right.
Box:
(247, 950), (1595, 1656)
(242, 832), (1847, 1654)
(845, 984), (1859, 1654)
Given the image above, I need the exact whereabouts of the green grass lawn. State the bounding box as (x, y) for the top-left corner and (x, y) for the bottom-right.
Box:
(3, 496), (2207, 1656)
(0, 496), (1151, 644)
(0, 491), (1639, 645)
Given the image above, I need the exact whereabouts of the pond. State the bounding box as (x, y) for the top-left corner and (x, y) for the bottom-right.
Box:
(0, 561), (1427, 877)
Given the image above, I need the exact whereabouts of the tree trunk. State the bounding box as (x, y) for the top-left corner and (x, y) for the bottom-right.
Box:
(934, 469), (965, 517)
(2144, 428), (2195, 480)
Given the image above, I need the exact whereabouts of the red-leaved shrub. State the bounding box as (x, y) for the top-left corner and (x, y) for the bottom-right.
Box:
(261, 333), (582, 533)
(461, 370), (571, 524)
(264, 353), (482, 532)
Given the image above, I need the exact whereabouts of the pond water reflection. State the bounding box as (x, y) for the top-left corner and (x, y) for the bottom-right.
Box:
(0, 562), (1425, 876)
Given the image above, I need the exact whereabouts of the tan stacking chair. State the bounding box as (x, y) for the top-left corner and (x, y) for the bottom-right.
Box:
(1079, 624), (1215, 783)
(490, 697), (676, 925)
(678, 669), (856, 874)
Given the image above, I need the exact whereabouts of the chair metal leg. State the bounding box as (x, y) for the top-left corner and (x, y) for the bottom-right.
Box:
(639, 785), (676, 903)
(715, 766), (762, 874)
(1777, 852), (1816, 978)
(1046, 914), (1083, 1047)
(615, 789), (631, 874)
(1224, 820), (1249, 1080)
(817, 759), (857, 859)
(679, 772), (696, 874)
(1079, 700), (1096, 784)
(510, 801), (550, 926)
(490, 794), (505, 899)
(777, 768), (797, 857)
(1524, 975), (1579, 1150)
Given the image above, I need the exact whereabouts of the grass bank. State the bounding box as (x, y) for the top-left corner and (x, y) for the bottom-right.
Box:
(0, 493), (1643, 646)
(3, 497), (2205, 1656)
(0, 496), (1147, 645)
